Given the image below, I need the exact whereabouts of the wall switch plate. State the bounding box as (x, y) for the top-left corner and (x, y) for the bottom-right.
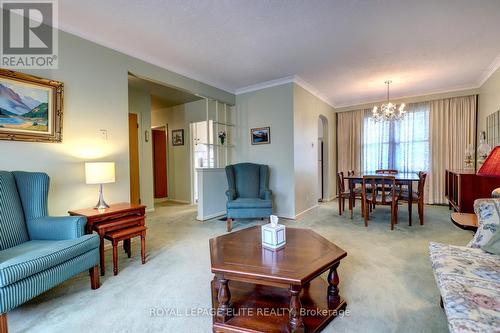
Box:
(99, 129), (108, 141)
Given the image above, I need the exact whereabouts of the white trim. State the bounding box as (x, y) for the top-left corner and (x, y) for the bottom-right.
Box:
(235, 76), (296, 95)
(57, 26), (235, 95)
(165, 199), (191, 204)
(146, 207), (155, 213)
(335, 85), (480, 111)
(477, 53), (500, 86)
(235, 75), (335, 108)
(294, 204), (319, 219)
(294, 76), (335, 107)
(196, 210), (226, 221)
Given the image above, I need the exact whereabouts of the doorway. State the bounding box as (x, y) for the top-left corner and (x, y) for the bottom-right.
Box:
(318, 115), (329, 202)
(152, 126), (168, 199)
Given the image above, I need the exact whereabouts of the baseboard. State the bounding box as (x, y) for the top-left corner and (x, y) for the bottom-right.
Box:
(197, 210), (226, 221)
(146, 207), (155, 213)
(165, 199), (191, 204)
(294, 204), (319, 219)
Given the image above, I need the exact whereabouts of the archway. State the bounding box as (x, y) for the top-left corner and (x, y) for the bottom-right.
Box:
(318, 115), (329, 201)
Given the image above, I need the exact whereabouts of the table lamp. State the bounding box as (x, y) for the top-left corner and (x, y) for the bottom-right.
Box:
(85, 162), (115, 209)
(477, 146), (500, 197)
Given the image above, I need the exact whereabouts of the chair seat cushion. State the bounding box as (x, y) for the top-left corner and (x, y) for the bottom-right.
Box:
(227, 198), (272, 209)
(0, 234), (99, 287)
(365, 194), (397, 202)
(399, 190), (418, 200)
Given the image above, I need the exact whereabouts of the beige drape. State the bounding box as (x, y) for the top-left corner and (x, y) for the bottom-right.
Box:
(427, 95), (477, 204)
(337, 109), (366, 173)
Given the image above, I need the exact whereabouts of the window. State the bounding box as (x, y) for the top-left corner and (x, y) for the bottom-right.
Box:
(362, 103), (430, 173)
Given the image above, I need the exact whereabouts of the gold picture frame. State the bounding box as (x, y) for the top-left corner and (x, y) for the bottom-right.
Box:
(0, 68), (63, 142)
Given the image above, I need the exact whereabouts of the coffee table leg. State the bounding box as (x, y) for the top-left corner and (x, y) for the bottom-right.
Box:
(216, 277), (232, 323)
(327, 262), (341, 305)
(289, 286), (304, 333)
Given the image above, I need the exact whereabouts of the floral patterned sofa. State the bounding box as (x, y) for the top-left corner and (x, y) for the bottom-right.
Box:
(429, 198), (500, 333)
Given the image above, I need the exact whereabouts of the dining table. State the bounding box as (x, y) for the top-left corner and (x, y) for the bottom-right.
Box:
(343, 171), (421, 225)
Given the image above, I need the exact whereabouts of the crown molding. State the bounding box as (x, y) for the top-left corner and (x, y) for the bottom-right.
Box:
(234, 76), (296, 95)
(335, 85), (480, 112)
(293, 76), (335, 108)
(477, 53), (500, 87)
(235, 75), (335, 108)
(57, 25), (236, 95)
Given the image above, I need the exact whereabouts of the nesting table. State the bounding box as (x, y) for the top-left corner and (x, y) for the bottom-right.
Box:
(68, 203), (146, 276)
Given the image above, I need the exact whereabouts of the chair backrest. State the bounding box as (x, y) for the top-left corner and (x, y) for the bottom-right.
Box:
(337, 172), (345, 193)
(362, 176), (396, 205)
(226, 163), (269, 199)
(376, 169), (398, 174)
(0, 171), (29, 250)
(417, 171), (427, 198)
(13, 171), (50, 221)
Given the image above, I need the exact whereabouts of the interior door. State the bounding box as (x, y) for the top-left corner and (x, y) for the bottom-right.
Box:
(152, 128), (168, 198)
(128, 113), (140, 205)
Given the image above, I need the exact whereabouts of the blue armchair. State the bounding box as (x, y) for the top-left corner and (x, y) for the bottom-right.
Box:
(225, 163), (273, 232)
(0, 171), (100, 332)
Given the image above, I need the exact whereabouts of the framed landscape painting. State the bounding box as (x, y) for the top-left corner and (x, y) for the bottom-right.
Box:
(0, 69), (63, 142)
(251, 127), (270, 145)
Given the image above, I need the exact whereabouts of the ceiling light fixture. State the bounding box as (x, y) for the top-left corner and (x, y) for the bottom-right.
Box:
(372, 80), (406, 122)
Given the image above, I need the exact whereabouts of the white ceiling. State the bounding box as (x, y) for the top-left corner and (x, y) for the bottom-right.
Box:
(59, 0), (500, 107)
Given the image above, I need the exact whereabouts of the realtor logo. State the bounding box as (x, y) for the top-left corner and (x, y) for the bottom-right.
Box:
(0, 0), (58, 69)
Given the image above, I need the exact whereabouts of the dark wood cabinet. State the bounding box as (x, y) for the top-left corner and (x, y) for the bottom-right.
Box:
(445, 170), (500, 213)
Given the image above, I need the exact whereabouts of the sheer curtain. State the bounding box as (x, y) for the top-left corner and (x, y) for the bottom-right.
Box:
(362, 102), (430, 173)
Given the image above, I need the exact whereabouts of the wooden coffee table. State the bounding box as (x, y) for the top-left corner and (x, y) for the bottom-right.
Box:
(209, 226), (348, 333)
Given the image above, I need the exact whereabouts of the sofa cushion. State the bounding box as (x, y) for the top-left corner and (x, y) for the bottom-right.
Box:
(468, 199), (500, 248)
(0, 171), (29, 251)
(227, 198), (272, 209)
(0, 234), (99, 287)
(429, 242), (500, 333)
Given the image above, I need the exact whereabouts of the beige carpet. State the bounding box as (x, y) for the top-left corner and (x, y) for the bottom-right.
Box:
(8, 201), (472, 333)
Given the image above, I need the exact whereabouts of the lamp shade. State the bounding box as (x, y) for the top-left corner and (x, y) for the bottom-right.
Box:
(477, 146), (500, 177)
(85, 162), (116, 184)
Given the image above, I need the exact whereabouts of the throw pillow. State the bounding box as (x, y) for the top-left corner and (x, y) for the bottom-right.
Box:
(467, 198), (500, 248)
(481, 227), (500, 255)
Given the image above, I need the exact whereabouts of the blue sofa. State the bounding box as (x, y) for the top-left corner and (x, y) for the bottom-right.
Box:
(0, 171), (100, 332)
(225, 163), (273, 232)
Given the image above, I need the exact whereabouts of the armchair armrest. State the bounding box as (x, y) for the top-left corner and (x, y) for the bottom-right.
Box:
(263, 189), (272, 200)
(226, 189), (236, 201)
(27, 216), (87, 240)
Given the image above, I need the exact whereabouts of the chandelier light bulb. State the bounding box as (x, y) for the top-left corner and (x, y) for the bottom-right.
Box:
(371, 81), (406, 122)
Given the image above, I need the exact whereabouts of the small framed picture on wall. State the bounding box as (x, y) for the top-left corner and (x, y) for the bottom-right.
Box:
(172, 129), (184, 146)
(251, 127), (270, 145)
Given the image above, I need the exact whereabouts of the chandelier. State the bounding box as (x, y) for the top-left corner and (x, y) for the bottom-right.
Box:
(372, 80), (406, 122)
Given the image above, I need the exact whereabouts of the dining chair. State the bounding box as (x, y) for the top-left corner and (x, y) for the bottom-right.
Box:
(362, 176), (399, 230)
(398, 171), (427, 225)
(337, 172), (362, 217)
(376, 169), (398, 174)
